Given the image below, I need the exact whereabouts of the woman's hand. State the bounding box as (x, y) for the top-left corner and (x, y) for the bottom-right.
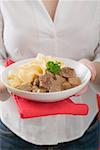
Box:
(75, 59), (96, 96)
(0, 77), (10, 101)
(79, 59), (96, 81)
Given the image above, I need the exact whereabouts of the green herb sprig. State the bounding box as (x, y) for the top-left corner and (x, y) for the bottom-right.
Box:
(46, 61), (61, 74)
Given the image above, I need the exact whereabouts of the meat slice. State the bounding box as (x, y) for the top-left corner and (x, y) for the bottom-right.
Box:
(49, 75), (67, 92)
(68, 77), (81, 87)
(49, 81), (62, 92)
(46, 71), (55, 78)
(39, 73), (54, 90)
(17, 83), (32, 92)
(60, 67), (76, 78)
(55, 74), (66, 83)
(62, 81), (72, 90)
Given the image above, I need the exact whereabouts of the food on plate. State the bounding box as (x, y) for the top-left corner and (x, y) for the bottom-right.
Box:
(68, 77), (82, 87)
(60, 67), (76, 78)
(16, 83), (32, 92)
(7, 53), (81, 93)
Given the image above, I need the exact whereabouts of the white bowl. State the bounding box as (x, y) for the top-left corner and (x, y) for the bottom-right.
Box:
(1, 58), (91, 102)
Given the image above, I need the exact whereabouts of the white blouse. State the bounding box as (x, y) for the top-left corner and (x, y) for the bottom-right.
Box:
(0, 0), (100, 145)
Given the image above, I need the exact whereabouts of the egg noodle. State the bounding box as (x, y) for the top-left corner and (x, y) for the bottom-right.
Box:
(8, 53), (64, 88)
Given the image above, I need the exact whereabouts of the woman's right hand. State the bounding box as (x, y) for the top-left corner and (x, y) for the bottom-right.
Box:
(0, 59), (15, 101)
(0, 77), (10, 101)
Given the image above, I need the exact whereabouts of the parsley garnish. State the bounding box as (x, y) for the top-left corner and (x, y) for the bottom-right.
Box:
(46, 61), (61, 74)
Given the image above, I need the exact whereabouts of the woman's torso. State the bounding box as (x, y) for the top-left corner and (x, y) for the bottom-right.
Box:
(0, 0), (99, 60)
(0, 0), (99, 145)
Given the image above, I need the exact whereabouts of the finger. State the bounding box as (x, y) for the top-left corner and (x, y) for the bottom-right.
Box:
(89, 63), (96, 81)
(85, 62), (96, 81)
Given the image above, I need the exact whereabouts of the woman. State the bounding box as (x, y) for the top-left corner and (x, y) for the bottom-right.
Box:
(0, 0), (100, 149)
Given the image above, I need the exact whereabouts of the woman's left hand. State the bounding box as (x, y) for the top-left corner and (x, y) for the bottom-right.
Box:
(75, 58), (96, 96)
(79, 58), (96, 81)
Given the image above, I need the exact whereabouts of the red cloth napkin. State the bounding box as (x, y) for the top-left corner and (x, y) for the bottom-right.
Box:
(4, 59), (15, 67)
(4, 59), (89, 119)
(13, 95), (88, 118)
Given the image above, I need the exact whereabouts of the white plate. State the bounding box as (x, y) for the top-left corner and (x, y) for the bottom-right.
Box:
(1, 58), (91, 102)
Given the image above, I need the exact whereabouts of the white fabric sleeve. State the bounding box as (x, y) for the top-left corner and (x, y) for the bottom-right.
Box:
(0, 9), (8, 73)
(93, 40), (100, 62)
(91, 34), (100, 93)
(0, 9), (11, 101)
(93, 2), (100, 62)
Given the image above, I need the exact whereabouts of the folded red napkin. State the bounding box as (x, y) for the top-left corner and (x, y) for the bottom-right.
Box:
(13, 95), (88, 118)
(4, 59), (15, 67)
(4, 59), (89, 119)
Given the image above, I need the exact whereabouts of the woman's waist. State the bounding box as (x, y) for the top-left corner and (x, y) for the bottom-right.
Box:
(0, 94), (98, 121)
(0, 95), (98, 145)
